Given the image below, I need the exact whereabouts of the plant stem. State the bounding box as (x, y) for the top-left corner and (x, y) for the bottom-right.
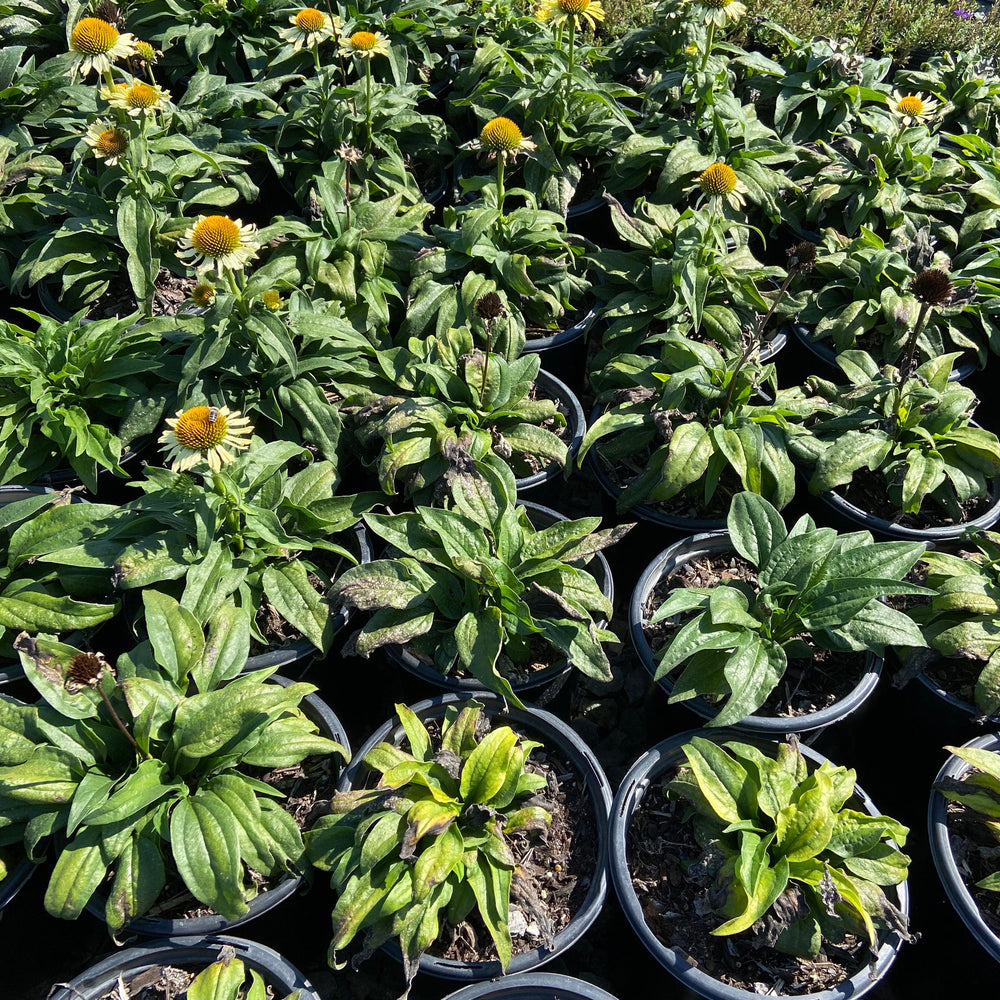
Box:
(721, 272), (794, 417)
(889, 300), (931, 433)
(97, 684), (149, 760)
(480, 322), (493, 403)
(564, 17), (576, 111)
(496, 152), (506, 216)
(700, 22), (716, 72)
(364, 60), (373, 153)
(857, 0), (881, 53)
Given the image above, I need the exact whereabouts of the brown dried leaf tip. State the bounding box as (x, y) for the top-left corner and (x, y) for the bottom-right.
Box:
(475, 291), (506, 322)
(65, 651), (107, 692)
(786, 241), (817, 272)
(912, 268), (953, 306)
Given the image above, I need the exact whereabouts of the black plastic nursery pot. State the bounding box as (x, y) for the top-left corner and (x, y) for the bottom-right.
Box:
(442, 972), (619, 999)
(243, 521), (373, 677)
(522, 300), (599, 398)
(0, 850), (37, 916)
(387, 499), (614, 699)
(83, 673), (351, 938)
(787, 322), (980, 384)
(47, 934), (321, 1000)
(929, 733), (1000, 965)
(610, 729), (911, 1000)
(629, 531), (882, 735)
(808, 474), (1000, 543)
(338, 691), (613, 982)
(515, 369), (586, 495)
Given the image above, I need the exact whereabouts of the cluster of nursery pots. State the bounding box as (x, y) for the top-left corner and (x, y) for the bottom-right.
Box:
(5, 0), (1000, 997)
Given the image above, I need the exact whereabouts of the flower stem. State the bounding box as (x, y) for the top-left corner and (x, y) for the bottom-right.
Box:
(564, 17), (576, 111)
(700, 22), (716, 72)
(364, 60), (373, 153)
(889, 300), (931, 431)
(97, 684), (149, 760)
(496, 153), (506, 216)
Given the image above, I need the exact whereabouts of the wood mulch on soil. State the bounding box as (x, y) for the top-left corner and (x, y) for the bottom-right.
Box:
(628, 772), (875, 995)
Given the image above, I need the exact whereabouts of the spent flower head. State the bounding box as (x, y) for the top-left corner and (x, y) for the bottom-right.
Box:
(159, 405), (254, 472)
(177, 215), (261, 275)
(68, 16), (136, 77)
(134, 40), (161, 64)
(190, 281), (216, 308)
(83, 120), (129, 165)
(65, 651), (107, 692)
(536, 0), (606, 31)
(280, 7), (341, 49)
(339, 29), (389, 59)
(912, 268), (954, 306)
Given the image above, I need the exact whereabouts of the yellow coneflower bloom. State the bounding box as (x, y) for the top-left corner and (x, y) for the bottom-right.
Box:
(177, 215), (261, 275)
(261, 289), (284, 311)
(102, 81), (170, 117)
(536, 0), (606, 31)
(339, 29), (390, 59)
(134, 40), (161, 64)
(190, 282), (216, 307)
(478, 116), (537, 162)
(158, 405), (254, 472)
(280, 7), (341, 49)
(887, 90), (939, 124)
(695, 162), (746, 208)
(83, 120), (129, 165)
(68, 16), (136, 77)
(688, 0), (746, 26)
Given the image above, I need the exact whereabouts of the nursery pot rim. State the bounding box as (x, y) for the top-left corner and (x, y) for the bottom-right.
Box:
(515, 369), (585, 492)
(82, 673), (350, 938)
(387, 499), (614, 695)
(338, 690), (613, 982)
(441, 971), (620, 999)
(46, 933), (321, 1000)
(610, 728), (910, 1000)
(628, 530), (882, 734)
(810, 471), (1000, 542)
(787, 321), (979, 383)
(243, 520), (373, 674)
(522, 298), (600, 355)
(928, 732), (1000, 964)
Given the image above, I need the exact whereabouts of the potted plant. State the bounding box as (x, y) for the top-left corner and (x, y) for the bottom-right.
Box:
(789, 345), (1000, 540)
(0, 310), (177, 492)
(630, 491), (929, 731)
(579, 331), (817, 525)
(929, 735), (1000, 964)
(0, 486), (118, 672)
(610, 731), (913, 1000)
(308, 692), (612, 993)
(333, 457), (629, 703)
(49, 935), (321, 1000)
(330, 325), (585, 498)
(443, 972), (619, 999)
(895, 530), (1000, 720)
(0, 597), (349, 936)
(17, 435), (376, 669)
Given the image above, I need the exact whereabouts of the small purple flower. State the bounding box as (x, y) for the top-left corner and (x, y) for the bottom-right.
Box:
(953, 8), (974, 16)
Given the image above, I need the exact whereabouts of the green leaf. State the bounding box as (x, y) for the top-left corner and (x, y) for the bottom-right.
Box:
(142, 590), (205, 687)
(712, 832), (789, 936)
(170, 793), (248, 922)
(454, 608), (518, 705)
(680, 737), (747, 825)
(106, 828), (166, 932)
(775, 770), (836, 862)
(44, 825), (109, 919)
(262, 561), (335, 654)
(728, 492), (787, 569)
(460, 726), (521, 805)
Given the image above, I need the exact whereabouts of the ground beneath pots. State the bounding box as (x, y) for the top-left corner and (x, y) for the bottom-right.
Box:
(944, 797), (1000, 936)
(643, 553), (869, 717)
(628, 771), (873, 994)
(840, 468), (993, 530)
